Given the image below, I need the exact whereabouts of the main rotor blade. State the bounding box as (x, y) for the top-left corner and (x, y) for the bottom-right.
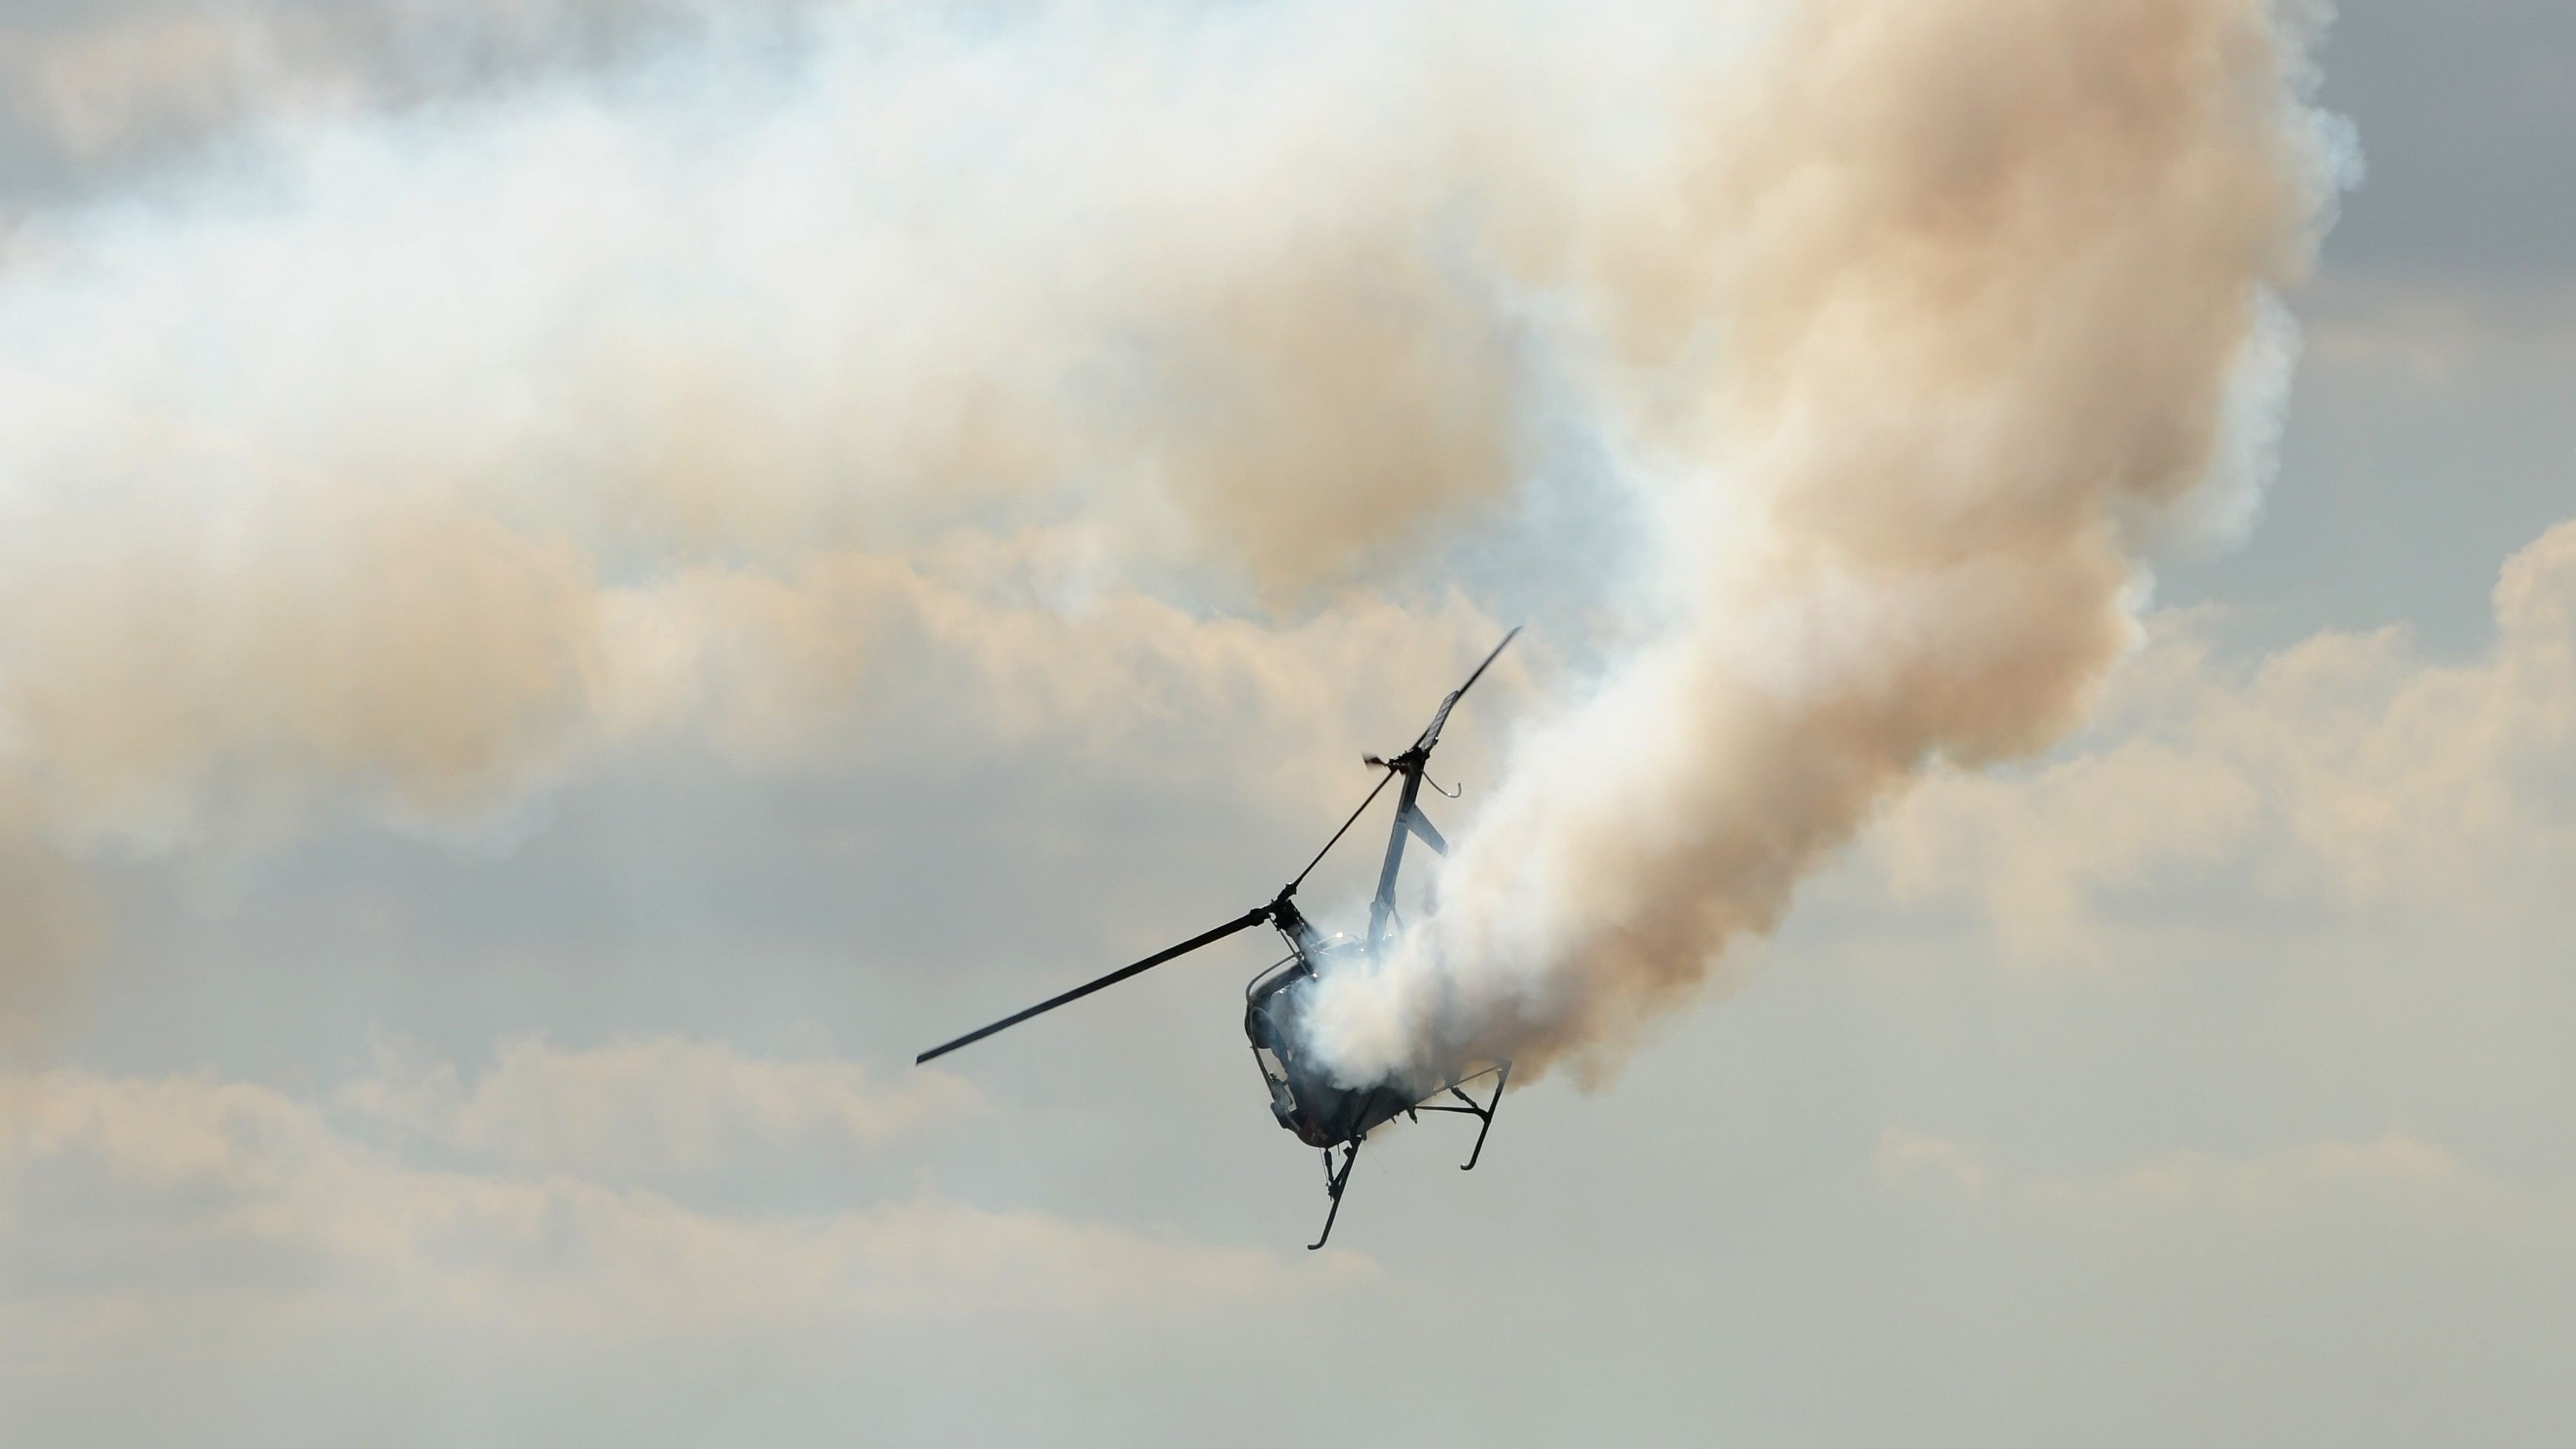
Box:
(1289, 765), (1400, 891)
(915, 908), (1272, 1065)
(1414, 626), (1522, 753)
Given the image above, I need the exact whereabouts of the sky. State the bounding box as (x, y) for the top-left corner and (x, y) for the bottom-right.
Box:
(0, 2), (2571, 1446)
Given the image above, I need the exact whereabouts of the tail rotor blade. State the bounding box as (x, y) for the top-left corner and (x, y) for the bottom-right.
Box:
(915, 908), (1272, 1064)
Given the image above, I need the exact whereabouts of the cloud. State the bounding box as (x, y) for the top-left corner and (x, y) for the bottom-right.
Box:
(597, 537), (1518, 805)
(2111, 1133), (2464, 1201)
(1874, 1130), (1986, 1196)
(2298, 273), (2576, 383)
(337, 1035), (978, 1179)
(0, 507), (1514, 1034)
(2300, 1134), (2466, 1183)
(0, 1041), (1344, 1370)
(1877, 1130), (2469, 1206)
(0, 511), (1510, 842)
(1875, 516), (2576, 959)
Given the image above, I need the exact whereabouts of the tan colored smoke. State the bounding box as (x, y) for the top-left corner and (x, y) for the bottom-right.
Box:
(1305, 0), (2348, 1087)
(0, 0), (2340, 1050)
(0, 1), (1545, 1029)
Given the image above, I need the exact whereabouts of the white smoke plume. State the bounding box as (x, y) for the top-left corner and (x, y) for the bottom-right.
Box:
(1304, 0), (2354, 1087)
(0, 0), (1561, 1029)
(0, 0), (2346, 1052)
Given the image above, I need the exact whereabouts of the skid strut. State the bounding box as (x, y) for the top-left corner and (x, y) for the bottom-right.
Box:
(1457, 1061), (1509, 1170)
(1413, 1061), (1512, 1170)
(1309, 1141), (1361, 1251)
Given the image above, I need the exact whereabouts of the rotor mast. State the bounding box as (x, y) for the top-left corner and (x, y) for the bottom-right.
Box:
(1364, 749), (1434, 957)
(1363, 626), (1517, 959)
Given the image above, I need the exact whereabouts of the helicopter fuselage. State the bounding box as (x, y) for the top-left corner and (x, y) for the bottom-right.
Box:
(1244, 955), (1418, 1149)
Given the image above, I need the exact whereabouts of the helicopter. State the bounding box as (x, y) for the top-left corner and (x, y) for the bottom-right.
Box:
(917, 628), (1521, 1250)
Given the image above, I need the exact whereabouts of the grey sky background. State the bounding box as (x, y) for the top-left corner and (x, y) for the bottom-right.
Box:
(1, 3), (2571, 1447)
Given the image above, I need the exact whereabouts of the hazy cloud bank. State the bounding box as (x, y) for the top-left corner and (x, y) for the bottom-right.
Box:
(1879, 515), (2576, 959)
(0, 1035), (1338, 1377)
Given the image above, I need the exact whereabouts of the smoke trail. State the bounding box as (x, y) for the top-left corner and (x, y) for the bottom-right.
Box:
(0, 0), (2343, 1047)
(1304, 0), (2352, 1087)
(0, 2), (1543, 844)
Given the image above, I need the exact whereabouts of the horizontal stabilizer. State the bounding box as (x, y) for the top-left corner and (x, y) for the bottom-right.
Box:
(1404, 806), (1447, 856)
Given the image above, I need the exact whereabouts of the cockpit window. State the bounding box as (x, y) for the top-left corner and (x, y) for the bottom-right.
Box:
(1253, 1046), (1297, 1118)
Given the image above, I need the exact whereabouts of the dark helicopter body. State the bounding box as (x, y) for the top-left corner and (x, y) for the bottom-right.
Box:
(1244, 929), (1414, 1150)
(917, 629), (1519, 1248)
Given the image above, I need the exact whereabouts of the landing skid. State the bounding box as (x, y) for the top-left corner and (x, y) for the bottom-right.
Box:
(1411, 1061), (1511, 1170)
(1309, 1140), (1360, 1250)
(1309, 1062), (1513, 1250)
